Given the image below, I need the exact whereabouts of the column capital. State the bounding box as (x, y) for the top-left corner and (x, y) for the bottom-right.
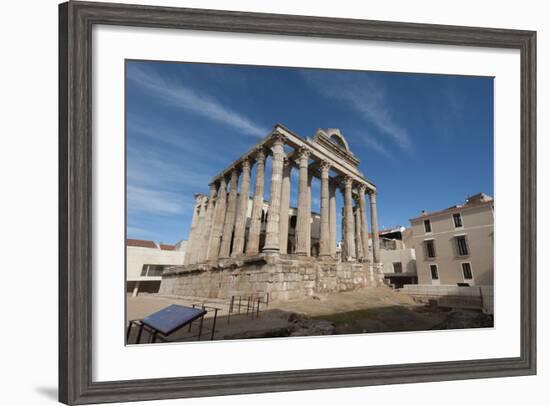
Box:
(296, 147), (311, 167)
(343, 176), (354, 188)
(194, 193), (207, 204)
(270, 131), (286, 146)
(298, 146), (311, 159)
(358, 183), (367, 194)
(239, 157), (251, 171)
(254, 146), (267, 163)
(320, 160), (331, 176)
(368, 189), (377, 201)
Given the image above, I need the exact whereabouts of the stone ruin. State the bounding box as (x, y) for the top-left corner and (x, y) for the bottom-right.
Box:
(159, 124), (385, 301)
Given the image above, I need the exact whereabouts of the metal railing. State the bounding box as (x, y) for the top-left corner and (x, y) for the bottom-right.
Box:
(226, 293), (269, 324)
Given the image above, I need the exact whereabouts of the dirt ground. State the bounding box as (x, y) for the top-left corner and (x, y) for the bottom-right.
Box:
(126, 287), (493, 343)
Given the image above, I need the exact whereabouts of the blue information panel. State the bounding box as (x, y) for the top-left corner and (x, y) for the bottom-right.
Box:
(142, 304), (206, 335)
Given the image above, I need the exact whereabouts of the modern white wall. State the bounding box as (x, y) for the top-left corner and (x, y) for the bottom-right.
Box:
(126, 246), (186, 281)
(1, 1), (547, 406)
(380, 248), (417, 275)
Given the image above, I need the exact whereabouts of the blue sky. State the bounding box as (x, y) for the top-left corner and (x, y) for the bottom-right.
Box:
(126, 60), (493, 244)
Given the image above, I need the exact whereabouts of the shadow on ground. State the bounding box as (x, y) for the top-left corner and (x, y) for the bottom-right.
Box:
(126, 287), (493, 343)
(313, 305), (493, 335)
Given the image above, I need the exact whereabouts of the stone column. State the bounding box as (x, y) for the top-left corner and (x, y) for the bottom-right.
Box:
(262, 133), (286, 253)
(355, 203), (364, 260)
(197, 183), (217, 263)
(246, 148), (266, 256)
(190, 195), (207, 264)
(183, 194), (202, 265)
(207, 178), (227, 260)
(343, 177), (356, 261)
(232, 159), (252, 257)
(358, 184), (370, 261)
(369, 191), (381, 264)
(295, 147), (310, 256)
(306, 173), (312, 256)
(319, 161), (331, 257)
(219, 168), (240, 258)
(279, 158), (291, 254)
(329, 180), (337, 257)
(341, 206), (347, 260)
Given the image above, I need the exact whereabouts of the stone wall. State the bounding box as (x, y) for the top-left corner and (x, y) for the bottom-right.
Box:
(159, 253), (383, 301)
(401, 284), (494, 314)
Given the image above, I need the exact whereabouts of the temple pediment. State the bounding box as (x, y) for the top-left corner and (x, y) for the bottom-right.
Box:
(310, 128), (360, 168)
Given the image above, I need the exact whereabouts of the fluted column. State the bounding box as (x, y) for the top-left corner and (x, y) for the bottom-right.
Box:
(197, 183), (217, 262)
(279, 158), (291, 254)
(219, 168), (240, 258)
(329, 180), (337, 257)
(355, 204), (364, 260)
(184, 194), (203, 265)
(246, 148), (266, 255)
(190, 195), (207, 264)
(232, 159), (252, 257)
(319, 161), (331, 257)
(306, 173), (312, 256)
(341, 206), (347, 259)
(343, 177), (356, 261)
(207, 178), (227, 260)
(295, 147), (310, 256)
(369, 191), (381, 264)
(358, 184), (370, 261)
(262, 133), (286, 253)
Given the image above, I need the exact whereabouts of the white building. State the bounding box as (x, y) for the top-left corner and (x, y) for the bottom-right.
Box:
(126, 239), (187, 296)
(402, 193), (494, 313)
(373, 226), (418, 288)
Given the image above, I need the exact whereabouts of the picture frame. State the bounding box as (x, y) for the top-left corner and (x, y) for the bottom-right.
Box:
(59, 1), (537, 404)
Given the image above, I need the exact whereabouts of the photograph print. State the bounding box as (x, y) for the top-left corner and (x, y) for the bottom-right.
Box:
(125, 60), (494, 345)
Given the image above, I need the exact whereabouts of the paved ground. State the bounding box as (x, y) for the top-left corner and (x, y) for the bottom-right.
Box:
(126, 287), (493, 344)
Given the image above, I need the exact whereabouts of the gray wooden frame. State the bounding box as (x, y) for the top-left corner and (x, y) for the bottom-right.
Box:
(59, 1), (537, 404)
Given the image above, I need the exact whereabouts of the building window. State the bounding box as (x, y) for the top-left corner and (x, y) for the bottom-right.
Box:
(393, 262), (403, 274)
(462, 263), (473, 279)
(430, 264), (439, 280)
(381, 238), (397, 250)
(140, 265), (148, 277)
(453, 213), (463, 228)
(140, 264), (164, 277)
(424, 219), (432, 233)
(456, 235), (469, 256)
(425, 240), (436, 258)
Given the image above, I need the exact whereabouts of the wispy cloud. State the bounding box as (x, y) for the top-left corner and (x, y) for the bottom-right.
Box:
(300, 71), (412, 152)
(127, 115), (241, 164)
(127, 64), (268, 137)
(126, 142), (210, 219)
(127, 185), (191, 216)
(127, 145), (211, 192)
(127, 225), (150, 236)
(442, 83), (466, 120)
(360, 133), (396, 162)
